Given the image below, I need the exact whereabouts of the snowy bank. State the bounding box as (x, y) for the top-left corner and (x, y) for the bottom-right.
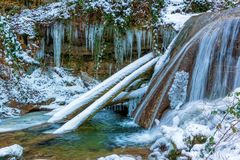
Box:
(10, 0), (77, 36)
(0, 144), (23, 159)
(115, 88), (240, 160)
(0, 67), (95, 119)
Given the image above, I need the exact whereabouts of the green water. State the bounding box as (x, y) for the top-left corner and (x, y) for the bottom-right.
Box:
(0, 111), (149, 160)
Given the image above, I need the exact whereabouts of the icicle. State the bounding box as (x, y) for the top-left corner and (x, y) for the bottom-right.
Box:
(142, 30), (146, 48)
(109, 63), (113, 76)
(147, 30), (152, 49)
(52, 22), (64, 67)
(85, 24), (88, 49)
(46, 27), (50, 44)
(85, 24), (104, 56)
(135, 30), (143, 58)
(37, 38), (45, 59)
(127, 98), (140, 117)
(74, 27), (78, 41)
(160, 27), (177, 52)
(114, 30), (126, 64)
(126, 30), (134, 61)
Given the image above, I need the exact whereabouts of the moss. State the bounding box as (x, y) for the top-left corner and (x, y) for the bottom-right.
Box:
(185, 135), (208, 149)
(185, 0), (212, 13)
(168, 145), (182, 160)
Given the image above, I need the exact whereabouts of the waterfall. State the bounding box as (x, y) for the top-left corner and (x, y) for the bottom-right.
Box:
(133, 17), (240, 128)
(189, 19), (240, 101)
(234, 58), (240, 89)
(127, 98), (140, 116)
(52, 22), (64, 67)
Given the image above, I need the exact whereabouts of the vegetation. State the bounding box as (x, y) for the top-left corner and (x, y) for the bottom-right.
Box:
(80, 0), (164, 30)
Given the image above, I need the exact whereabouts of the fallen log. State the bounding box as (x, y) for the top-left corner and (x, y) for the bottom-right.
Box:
(53, 57), (159, 134)
(109, 86), (148, 105)
(48, 52), (156, 123)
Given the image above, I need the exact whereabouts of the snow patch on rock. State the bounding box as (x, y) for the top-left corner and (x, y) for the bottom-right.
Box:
(98, 154), (140, 160)
(0, 144), (23, 159)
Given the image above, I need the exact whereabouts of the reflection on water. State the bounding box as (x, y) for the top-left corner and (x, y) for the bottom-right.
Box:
(0, 110), (150, 159)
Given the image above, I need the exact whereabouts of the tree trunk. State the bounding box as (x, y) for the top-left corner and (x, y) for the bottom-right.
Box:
(53, 57), (159, 134)
(48, 52), (156, 123)
(109, 86), (148, 105)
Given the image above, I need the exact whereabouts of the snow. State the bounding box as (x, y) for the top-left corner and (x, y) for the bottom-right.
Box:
(160, 0), (239, 31)
(10, 0), (77, 36)
(160, 0), (199, 31)
(98, 154), (139, 160)
(0, 67), (91, 119)
(0, 144), (23, 159)
(48, 52), (156, 124)
(114, 88), (240, 160)
(86, 0), (132, 27)
(0, 16), (38, 65)
(53, 57), (159, 134)
(168, 71), (189, 109)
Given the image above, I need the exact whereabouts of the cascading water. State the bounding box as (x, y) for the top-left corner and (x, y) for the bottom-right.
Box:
(133, 14), (240, 128)
(234, 58), (240, 89)
(189, 19), (240, 101)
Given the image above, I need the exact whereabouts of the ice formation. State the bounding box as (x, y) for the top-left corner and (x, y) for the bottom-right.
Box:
(168, 71), (189, 109)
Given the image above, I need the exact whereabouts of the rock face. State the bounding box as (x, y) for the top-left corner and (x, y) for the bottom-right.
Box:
(133, 7), (240, 128)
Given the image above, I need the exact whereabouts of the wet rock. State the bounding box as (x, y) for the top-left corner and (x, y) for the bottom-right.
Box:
(134, 6), (240, 128)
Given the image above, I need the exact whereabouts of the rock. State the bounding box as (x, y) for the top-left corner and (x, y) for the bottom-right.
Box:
(0, 144), (23, 159)
(98, 154), (141, 160)
(134, 6), (240, 128)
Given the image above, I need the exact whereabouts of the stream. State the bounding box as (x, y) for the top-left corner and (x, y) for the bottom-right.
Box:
(0, 111), (150, 159)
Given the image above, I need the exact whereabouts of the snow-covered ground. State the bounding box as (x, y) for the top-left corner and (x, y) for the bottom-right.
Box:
(160, 0), (239, 31)
(0, 67), (97, 119)
(10, 0), (77, 37)
(0, 16), (38, 65)
(160, 0), (199, 31)
(112, 88), (240, 160)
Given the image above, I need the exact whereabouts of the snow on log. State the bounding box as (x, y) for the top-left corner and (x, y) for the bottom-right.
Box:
(153, 32), (180, 76)
(53, 57), (159, 134)
(48, 52), (156, 123)
(0, 144), (23, 159)
(109, 86), (148, 105)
